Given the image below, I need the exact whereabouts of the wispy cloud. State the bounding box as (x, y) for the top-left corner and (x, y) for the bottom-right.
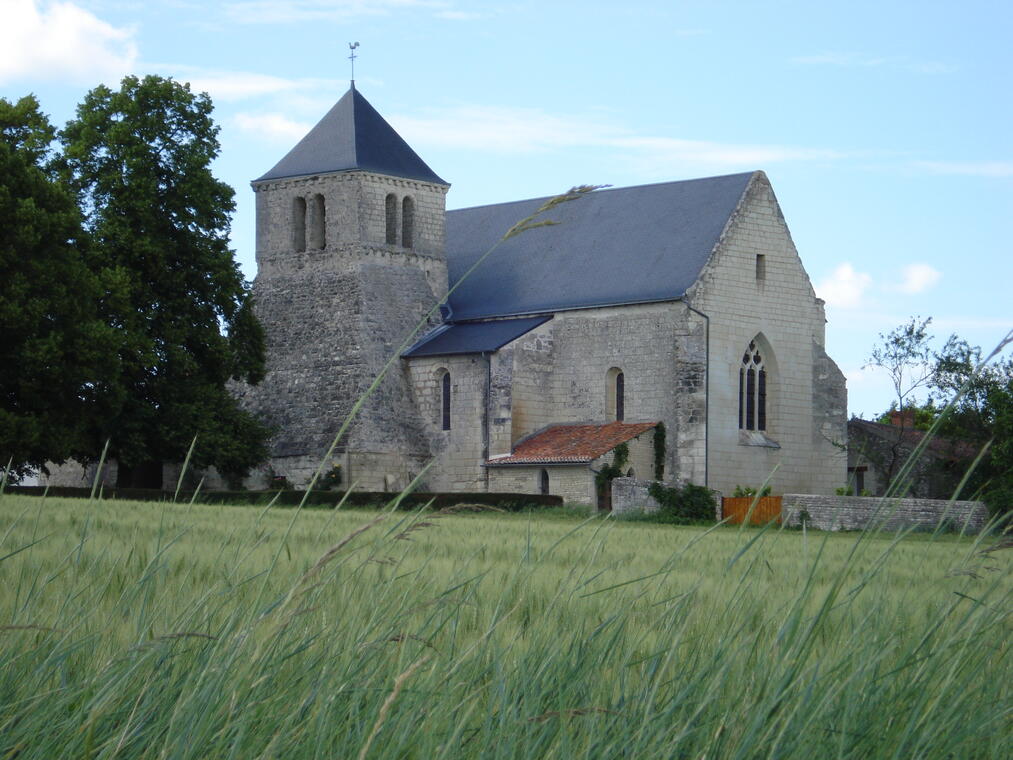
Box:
(164, 66), (341, 102)
(224, 0), (454, 24)
(390, 104), (844, 170)
(0, 0), (138, 85)
(912, 160), (1013, 177)
(234, 112), (313, 142)
(894, 263), (941, 295)
(792, 51), (956, 74)
(814, 263), (873, 309)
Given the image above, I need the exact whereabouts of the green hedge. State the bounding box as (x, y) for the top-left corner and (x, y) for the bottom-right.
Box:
(4, 485), (563, 511)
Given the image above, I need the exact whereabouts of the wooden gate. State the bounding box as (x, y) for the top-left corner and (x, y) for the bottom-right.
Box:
(722, 496), (782, 525)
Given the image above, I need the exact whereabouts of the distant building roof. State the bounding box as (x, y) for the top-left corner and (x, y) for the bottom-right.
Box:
(487, 421), (658, 465)
(848, 418), (979, 461)
(254, 85), (447, 185)
(445, 173), (755, 320)
(403, 316), (550, 358)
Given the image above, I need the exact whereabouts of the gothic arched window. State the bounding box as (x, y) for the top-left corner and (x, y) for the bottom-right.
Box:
(739, 340), (767, 431)
(309, 193), (326, 249)
(293, 196), (307, 252)
(385, 193), (398, 245)
(539, 468), (549, 495)
(439, 369), (451, 431)
(402, 196), (415, 249)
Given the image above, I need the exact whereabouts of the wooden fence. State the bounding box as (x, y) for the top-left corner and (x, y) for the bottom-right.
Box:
(721, 496), (782, 525)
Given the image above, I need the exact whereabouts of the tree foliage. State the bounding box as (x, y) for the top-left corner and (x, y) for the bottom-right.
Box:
(0, 96), (118, 478)
(869, 318), (1013, 514)
(59, 75), (267, 485)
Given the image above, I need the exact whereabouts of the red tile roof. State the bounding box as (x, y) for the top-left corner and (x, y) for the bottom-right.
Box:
(486, 421), (658, 465)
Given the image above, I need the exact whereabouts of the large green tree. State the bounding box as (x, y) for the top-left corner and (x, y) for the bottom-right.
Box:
(60, 75), (268, 487)
(0, 96), (118, 480)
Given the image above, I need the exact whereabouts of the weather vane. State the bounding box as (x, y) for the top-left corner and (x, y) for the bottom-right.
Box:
(348, 42), (360, 84)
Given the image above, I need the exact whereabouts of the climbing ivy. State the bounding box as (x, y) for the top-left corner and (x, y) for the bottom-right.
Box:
(594, 442), (629, 491)
(652, 422), (666, 481)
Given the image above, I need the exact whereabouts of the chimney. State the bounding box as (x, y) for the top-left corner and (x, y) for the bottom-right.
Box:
(889, 409), (915, 428)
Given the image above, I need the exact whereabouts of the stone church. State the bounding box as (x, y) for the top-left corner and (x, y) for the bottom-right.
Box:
(237, 84), (848, 505)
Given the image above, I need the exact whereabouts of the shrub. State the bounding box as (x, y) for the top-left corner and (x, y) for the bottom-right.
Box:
(733, 484), (772, 498)
(646, 481), (717, 523)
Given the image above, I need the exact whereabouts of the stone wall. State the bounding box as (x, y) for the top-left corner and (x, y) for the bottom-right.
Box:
(496, 302), (702, 483)
(686, 172), (847, 496)
(611, 477), (662, 515)
(487, 465), (592, 504)
(782, 494), (990, 533)
(406, 354), (489, 492)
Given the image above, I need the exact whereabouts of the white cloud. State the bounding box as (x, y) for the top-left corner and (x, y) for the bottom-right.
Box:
(224, 0), (450, 24)
(0, 0), (138, 84)
(167, 67), (341, 103)
(234, 112), (312, 142)
(913, 160), (1013, 177)
(814, 263), (872, 309)
(896, 263), (941, 294)
(391, 105), (843, 169)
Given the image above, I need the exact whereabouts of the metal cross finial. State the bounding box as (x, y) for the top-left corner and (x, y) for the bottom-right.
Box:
(348, 42), (360, 84)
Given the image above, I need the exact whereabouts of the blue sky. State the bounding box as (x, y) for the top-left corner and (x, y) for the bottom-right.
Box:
(4, 0), (1011, 418)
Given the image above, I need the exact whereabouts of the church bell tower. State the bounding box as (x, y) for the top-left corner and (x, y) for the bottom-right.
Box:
(242, 84), (450, 489)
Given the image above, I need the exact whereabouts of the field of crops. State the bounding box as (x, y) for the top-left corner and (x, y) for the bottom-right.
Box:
(0, 493), (1009, 758)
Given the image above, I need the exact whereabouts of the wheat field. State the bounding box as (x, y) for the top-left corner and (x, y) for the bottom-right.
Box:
(0, 493), (1009, 758)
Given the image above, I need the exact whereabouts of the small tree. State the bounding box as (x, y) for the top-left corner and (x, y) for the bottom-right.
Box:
(864, 317), (937, 487)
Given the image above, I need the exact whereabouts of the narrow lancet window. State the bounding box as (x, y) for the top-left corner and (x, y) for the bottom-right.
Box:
(539, 469), (549, 495)
(615, 372), (625, 422)
(402, 196), (415, 249)
(293, 196), (307, 252)
(385, 193), (398, 245)
(309, 194), (326, 249)
(440, 370), (451, 431)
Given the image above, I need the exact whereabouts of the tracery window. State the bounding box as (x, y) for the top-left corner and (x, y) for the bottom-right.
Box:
(738, 340), (767, 431)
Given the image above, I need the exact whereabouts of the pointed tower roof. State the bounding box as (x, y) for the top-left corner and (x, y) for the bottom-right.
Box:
(254, 85), (447, 185)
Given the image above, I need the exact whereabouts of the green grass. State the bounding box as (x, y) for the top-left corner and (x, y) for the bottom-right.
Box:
(0, 493), (1009, 758)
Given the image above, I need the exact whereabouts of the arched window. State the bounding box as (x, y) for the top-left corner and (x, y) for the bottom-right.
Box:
(385, 193), (398, 245)
(309, 194), (326, 249)
(293, 196), (307, 252)
(401, 196), (415, 249)
(439, 369), (451, 430)
(606, 367), (625, 421)
(539, 469), (549, 495)
(739, 339), (768, 431)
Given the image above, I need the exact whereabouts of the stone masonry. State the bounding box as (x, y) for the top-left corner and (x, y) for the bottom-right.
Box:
(782, 494), (990, 533)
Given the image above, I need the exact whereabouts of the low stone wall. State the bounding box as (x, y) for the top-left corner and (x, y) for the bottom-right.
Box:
(611, 477), (662, 515)
(782, 494), (990, 533)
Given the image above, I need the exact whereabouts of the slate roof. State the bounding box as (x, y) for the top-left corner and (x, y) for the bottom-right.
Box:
(486, 421), (658, 465)
(403, 316), (551, 358)
(254, 85), (447, 185)
(445, 173), (754, 320)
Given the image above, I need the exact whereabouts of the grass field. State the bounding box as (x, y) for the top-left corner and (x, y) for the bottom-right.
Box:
(0, 493), (1009, 758)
